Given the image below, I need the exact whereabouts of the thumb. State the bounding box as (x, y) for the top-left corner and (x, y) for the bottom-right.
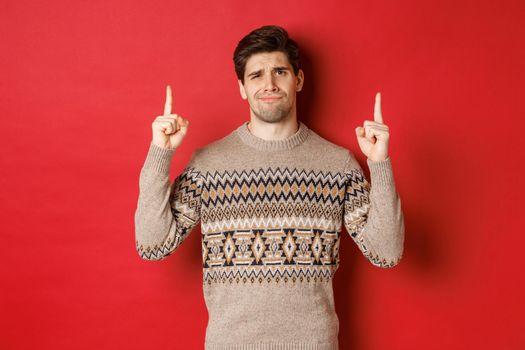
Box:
(355, 126), (365, 137)
(178, 117), (189, 134)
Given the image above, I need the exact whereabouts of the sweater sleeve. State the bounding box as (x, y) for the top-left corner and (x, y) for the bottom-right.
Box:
(342, 152), (405, 268)
(134, 141), (203, 261)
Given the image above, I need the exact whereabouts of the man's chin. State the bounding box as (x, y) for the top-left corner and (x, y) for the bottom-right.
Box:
(250, 104), (292, 122)
(253, 113), (288, 123)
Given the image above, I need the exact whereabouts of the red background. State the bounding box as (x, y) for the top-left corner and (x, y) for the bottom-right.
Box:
(2, 0), (524, 349)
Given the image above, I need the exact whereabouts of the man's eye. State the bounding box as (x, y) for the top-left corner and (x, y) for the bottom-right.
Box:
(276, 70), (285, 75)
(251, 75), (260, 79)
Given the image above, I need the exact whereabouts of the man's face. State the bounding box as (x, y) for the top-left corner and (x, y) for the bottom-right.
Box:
(238, 51), (304, 123)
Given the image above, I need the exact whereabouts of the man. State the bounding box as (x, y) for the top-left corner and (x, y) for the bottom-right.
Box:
(135, 25), (405, 350)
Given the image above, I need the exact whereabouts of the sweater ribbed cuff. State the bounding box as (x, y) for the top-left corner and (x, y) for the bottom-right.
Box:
(142, 141), (176, 175)
(366, 156), (395, 188)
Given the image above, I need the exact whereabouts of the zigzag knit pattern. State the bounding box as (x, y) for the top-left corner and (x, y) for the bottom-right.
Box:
(136, 163), (397, 277)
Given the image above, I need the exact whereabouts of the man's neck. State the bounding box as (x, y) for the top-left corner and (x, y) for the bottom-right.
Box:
(247, 116), (299, 141)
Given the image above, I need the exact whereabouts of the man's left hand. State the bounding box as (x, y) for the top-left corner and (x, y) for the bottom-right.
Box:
(355, 92), (390, 162)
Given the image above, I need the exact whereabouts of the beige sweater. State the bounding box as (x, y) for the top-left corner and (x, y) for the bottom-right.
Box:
(134, 120), (405, 350)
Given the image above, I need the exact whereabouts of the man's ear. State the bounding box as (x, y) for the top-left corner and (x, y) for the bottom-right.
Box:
(238, 80), (248, 100)
(296, 69), (305, 92)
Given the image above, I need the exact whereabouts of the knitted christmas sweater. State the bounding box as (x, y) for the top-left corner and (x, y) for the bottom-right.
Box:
(134, 120), (405, 350)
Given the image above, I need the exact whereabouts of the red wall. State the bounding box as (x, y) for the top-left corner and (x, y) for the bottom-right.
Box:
(2, 0), (524, 349)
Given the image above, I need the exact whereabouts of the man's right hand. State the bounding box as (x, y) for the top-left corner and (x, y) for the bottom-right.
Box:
(151, 85), (190, 150)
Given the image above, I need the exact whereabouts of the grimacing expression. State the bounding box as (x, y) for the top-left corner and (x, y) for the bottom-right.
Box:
(238, 51), (304, 123)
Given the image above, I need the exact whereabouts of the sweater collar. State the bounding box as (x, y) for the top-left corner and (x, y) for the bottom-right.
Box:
(235, 120), (310, 151)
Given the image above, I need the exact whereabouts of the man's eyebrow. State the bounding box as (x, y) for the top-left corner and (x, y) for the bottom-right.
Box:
(246, 66), (291, 77)
(247, 69), (263, 77)
(272, 66), (290, 71)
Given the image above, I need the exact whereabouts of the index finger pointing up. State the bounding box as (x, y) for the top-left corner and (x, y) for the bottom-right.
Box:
(374, 92), (383, 124)
(164, 85), (173, 116)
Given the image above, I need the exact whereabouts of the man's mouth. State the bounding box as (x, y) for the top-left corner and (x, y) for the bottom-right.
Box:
(259, 96), (283, 102)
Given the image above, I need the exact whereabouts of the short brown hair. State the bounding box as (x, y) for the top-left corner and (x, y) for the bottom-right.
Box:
(233, 25), (300, 84)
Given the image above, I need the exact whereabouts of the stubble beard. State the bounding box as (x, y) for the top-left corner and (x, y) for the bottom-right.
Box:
(249, 97), (293, 123)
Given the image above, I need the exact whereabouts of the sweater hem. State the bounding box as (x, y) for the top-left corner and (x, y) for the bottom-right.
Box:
(205, 342), (338, 350)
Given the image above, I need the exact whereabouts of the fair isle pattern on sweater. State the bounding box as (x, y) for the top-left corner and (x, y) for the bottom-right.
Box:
(134, 120), (405, 350)
(136, 165), (397, 282)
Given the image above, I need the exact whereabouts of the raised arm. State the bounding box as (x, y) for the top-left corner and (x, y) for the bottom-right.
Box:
(343, 153), (404, 268)
(134, 85), (202, 261)
(345, 92), (405, 267)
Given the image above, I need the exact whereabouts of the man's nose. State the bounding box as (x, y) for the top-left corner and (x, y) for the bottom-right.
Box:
(263, 74), (279, 92)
